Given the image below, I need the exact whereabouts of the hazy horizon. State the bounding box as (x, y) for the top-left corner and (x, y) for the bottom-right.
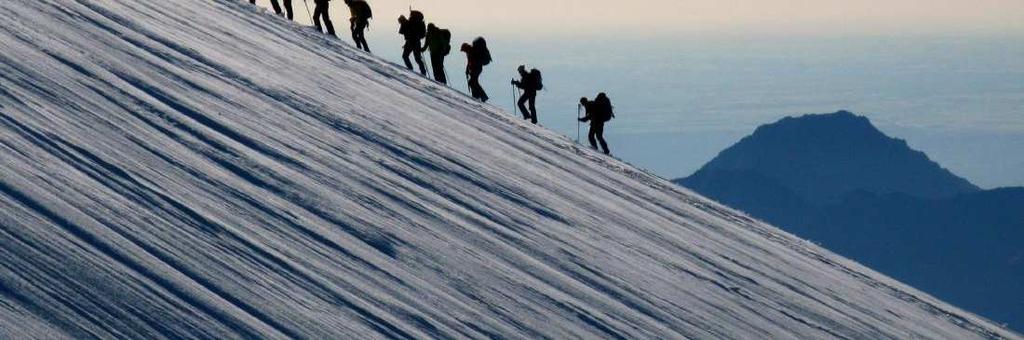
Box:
(253, 0), (1024, 36)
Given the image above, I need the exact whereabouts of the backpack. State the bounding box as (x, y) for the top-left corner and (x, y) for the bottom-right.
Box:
(415, 22), (426, 40)
(408, 12), (426, 39)
(473, 37), (491, 66)
(595, 94), (614, 122)
(531, 69), (543, 91)
(439, 29), (452, 56)
(353, 1), (371, 19)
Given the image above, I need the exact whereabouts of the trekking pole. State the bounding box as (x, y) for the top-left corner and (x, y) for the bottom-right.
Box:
(301, 0), (313, 24)
(577, 102), (585, 142)
(511, 81), (518, 117)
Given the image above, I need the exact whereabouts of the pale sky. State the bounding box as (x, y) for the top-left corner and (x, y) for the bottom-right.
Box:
(258, 0), (1024, 37)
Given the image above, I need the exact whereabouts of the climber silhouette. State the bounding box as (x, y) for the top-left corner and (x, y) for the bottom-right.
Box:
(422, 24), (452, 84)
(579, 93), (614, 154)
(461, 37), (491, 102)
(398, 10), (427, 76)
(312, 0), (336, 36)
(512, 65), (543, 124)
(345, 0), (372, 52)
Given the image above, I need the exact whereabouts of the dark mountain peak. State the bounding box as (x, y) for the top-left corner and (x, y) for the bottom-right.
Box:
(773, 110), (864, 127)
(687, 111), (979, 204)
(749, 110), (887, 148)
(677, 111), (1023, 331)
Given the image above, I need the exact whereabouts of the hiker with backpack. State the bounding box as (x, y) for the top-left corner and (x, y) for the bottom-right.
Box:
(511, 65), (543, 124)
(461, 37), (491, 102)
(344, 0), (372, 52)
(422, 24), (452, 84)
(579, 93), (614, 154)
(312, 0), (336, 36)
(398, 10), (427, 76)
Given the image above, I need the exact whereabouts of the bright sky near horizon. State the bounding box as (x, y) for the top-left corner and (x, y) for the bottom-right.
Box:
(258, 0), (1023, 36)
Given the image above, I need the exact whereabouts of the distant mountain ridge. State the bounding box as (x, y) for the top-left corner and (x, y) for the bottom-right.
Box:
(689, 110), (978, 205)
(676, 111), (1024, 331)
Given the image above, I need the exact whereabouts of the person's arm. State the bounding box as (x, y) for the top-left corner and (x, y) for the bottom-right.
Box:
(511, 66), (526, 88)
(579, 104), (592, 121)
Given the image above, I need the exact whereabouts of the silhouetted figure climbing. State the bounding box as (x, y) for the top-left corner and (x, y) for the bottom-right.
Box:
(512, 65), (543, 124)
(422, 24), (452, 84)
(398, 11), (427, 76)
(345, 0), (372, 52)
(579, 93), (614, 154)
(461, 37), (491, 102)
(312, 0), (336, 36)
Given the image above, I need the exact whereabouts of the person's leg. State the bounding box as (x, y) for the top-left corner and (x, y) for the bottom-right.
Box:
(354, 22), (369, 51)
(402, 47), (414, 70)
(528, 93), (537, 124)
(283, 0), (293, 20)
(437, 58), (447, 84)
(588, 125), (599, 150)
(431, 53), (446, 83)
(595, 122), (609, 154)
(517, 93), (530, 119)
(351, 21), (362, 48)
(414, 50), (426, 76)
(476, 68), (488, 101)
(469, 72), (480, 99)
(469, 68), (485, 100)
(361, 30), (370, 51)
(269, 0), (282, 15)
(312, 4), (323, 32)
(321, 3), (335, 36)
(359, 33), (369, 51)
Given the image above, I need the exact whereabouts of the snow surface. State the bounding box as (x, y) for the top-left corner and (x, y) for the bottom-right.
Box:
(0, 0), (1018, 339)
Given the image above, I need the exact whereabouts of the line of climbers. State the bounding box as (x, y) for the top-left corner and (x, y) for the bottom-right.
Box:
(245, 0), (614, 155)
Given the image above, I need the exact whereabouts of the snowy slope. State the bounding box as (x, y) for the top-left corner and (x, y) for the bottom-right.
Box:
(0, 0), (1017, 339)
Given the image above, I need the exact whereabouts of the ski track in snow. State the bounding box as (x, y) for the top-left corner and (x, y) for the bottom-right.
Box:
(0, 0), (1018, 339)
